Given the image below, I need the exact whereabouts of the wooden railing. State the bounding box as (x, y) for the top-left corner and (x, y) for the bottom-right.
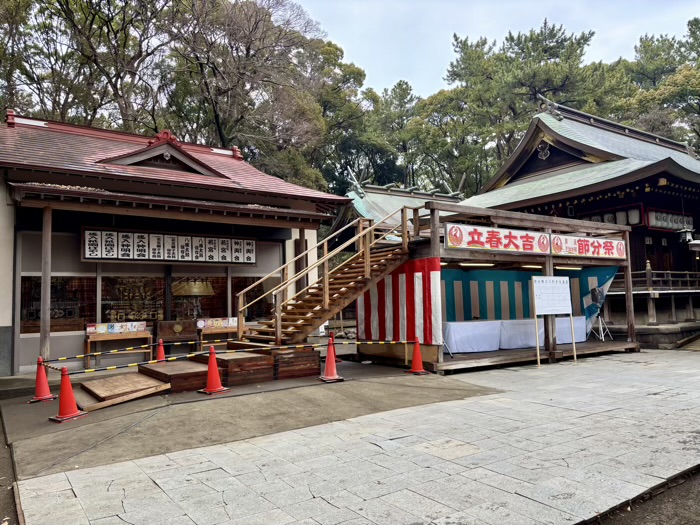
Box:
(236, 206), (419, 341)
(610, 265), (700, 292)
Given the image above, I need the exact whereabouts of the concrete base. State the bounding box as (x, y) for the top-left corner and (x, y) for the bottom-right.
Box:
(609, 321), (700, 348)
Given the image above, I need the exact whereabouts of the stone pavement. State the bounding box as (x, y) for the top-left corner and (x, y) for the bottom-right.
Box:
(16, 350), (700, 525)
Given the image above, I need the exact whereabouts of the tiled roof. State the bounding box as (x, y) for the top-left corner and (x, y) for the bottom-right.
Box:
(538, 112), (700, 173)
(0, 115), (348, 205)
(463, 159), (656, 208)
(349, 186), (461, 225)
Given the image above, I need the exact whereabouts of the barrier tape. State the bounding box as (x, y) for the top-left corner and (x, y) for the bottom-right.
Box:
(41, 339), (414, 375)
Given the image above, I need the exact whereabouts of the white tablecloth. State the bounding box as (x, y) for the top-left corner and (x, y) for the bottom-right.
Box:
(555, 316), (587, 344)
(443, 320), (502, 353)
(499, 319), (545, 349)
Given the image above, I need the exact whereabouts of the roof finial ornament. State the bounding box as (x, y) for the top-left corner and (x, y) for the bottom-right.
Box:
(5, 109), (15, 128)
(685, 142), (698, 159)
(148, 129), (179, 146)
(231, 146), (244, 160)
(536, 94), (563, 121)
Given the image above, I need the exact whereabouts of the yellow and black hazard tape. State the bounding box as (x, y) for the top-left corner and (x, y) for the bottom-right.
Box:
(68, 352), (202, 375)
(44, 338), (415, 373)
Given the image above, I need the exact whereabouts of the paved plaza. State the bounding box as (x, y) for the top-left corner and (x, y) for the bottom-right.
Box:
(16, 350), (700, 525)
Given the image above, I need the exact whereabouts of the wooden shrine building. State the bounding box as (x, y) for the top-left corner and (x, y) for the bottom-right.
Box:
(463, 98), (700, 346)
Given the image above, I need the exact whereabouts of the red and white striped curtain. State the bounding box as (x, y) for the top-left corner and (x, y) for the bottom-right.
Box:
(357, 258), (443, 345)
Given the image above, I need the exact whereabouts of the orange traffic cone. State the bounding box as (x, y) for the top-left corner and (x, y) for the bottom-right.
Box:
(28, 357), (57, 403)
(156, 338), (165, 362)
(320, 336), (344, 383)
(405, 339), (429, 375)
(198, 346), (229, 395)
(329, 332), (342, 363)
(49, 367), (87, 423)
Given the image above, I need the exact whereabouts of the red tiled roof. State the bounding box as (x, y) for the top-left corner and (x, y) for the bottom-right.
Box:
(0, 114), (349, 205)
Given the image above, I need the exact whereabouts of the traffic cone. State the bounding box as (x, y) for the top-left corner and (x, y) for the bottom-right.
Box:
(405, 339), (429, 375)
(28, 357), (57, 403)
(329, 332), (342, 363)
(320, 336), (344, 383)
(198, 346), (229, 395)
(156, 338), (165, 362)
(49, 367), (87, 423)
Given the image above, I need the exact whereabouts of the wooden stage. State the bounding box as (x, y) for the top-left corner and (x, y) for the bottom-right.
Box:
(435, 341), (639, 372)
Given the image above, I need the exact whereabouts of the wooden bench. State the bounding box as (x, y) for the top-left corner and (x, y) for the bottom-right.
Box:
(84, 331), (153, 368)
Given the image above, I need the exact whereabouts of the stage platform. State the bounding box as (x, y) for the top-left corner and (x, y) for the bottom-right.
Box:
(435, 341), (639, 372)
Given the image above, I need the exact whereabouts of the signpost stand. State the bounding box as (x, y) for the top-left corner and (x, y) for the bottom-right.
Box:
(533, 276), (576, 366)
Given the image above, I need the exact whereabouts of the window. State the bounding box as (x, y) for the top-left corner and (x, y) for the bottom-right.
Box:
(101, 276), (165, 325)
(20, 277), (97, 333)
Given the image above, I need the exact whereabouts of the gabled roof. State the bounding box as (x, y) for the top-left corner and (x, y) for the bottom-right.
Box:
(348, 184), (461, 225)
(0, 112), (348, 207)
(469, 100), (700, 209)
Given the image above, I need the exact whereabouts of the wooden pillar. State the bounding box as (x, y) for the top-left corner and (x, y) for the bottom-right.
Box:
(413, 208), (421, 240)
(39, 206), (52, 360)
(543, 250), (556, 361)
(164, 265), (173, 321)
(624, 231), (636, 343)
(645, 259), (657, 326)
(430, 208), (440, 258)
(226, 266), (232, 317)
(603, 298), (612, 324)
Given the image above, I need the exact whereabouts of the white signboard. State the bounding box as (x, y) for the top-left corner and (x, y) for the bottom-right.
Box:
(445, 224), (550, 254)
(533, 276), (572, 315)
(84, 230), (256, 264)
(551, 234), (626, 259)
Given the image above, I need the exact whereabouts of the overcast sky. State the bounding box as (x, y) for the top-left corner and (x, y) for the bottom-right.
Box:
(298, 0), (698, 97)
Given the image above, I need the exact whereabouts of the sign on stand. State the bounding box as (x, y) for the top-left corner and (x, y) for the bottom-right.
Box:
(532, 276), (577, 366)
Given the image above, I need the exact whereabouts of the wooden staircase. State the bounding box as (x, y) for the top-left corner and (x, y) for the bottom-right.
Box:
(236, 208), (414, 345)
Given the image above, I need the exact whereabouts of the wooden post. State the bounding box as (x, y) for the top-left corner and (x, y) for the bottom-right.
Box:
(322, 241), (329, 310)
(283, 265), (291, 303)
(401, 208), (408, 251)
(534, 314), (541, 367)
(363, 227), (371, 278)
(543, 247), (556, 361)
(645, 260), (657, 326)
(430, 208), (440, 258)
(40, 206), (52, 360)
(603, 298), (612, 324)
(413, 208), (421, 240)
(274, 292), (282, 345)
(237, 294), (245, 340)
(569, 313), (577, 363)
(624, 231), (636, 343)
(164, 265), (173, 321)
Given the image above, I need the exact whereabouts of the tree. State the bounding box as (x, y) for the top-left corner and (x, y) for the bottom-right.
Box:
(0, 0), (33, 112)
(46, 0), (177, 132)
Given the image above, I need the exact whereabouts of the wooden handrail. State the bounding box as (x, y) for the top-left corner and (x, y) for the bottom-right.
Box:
(236, 205), (421, 342)
(281, 222), (404, 307)
(275, 208), (405, 306)
(235, 217), (363, 309)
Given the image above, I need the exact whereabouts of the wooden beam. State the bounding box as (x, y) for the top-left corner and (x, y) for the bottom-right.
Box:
(19, 200), (321, 230)
(40, 206), (52, 360)
(426, 201), (630, 234)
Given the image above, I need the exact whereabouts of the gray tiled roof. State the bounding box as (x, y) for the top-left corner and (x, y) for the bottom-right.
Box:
(462, 159), (655, 208)
(463, 111), (700, 209)
(538, 113), (700, 173)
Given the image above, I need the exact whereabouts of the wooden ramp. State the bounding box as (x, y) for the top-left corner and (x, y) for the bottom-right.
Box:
(74, 372), (170, 412)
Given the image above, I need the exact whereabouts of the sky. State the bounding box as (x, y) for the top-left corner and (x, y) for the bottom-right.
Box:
(297, 0), (699, 97)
